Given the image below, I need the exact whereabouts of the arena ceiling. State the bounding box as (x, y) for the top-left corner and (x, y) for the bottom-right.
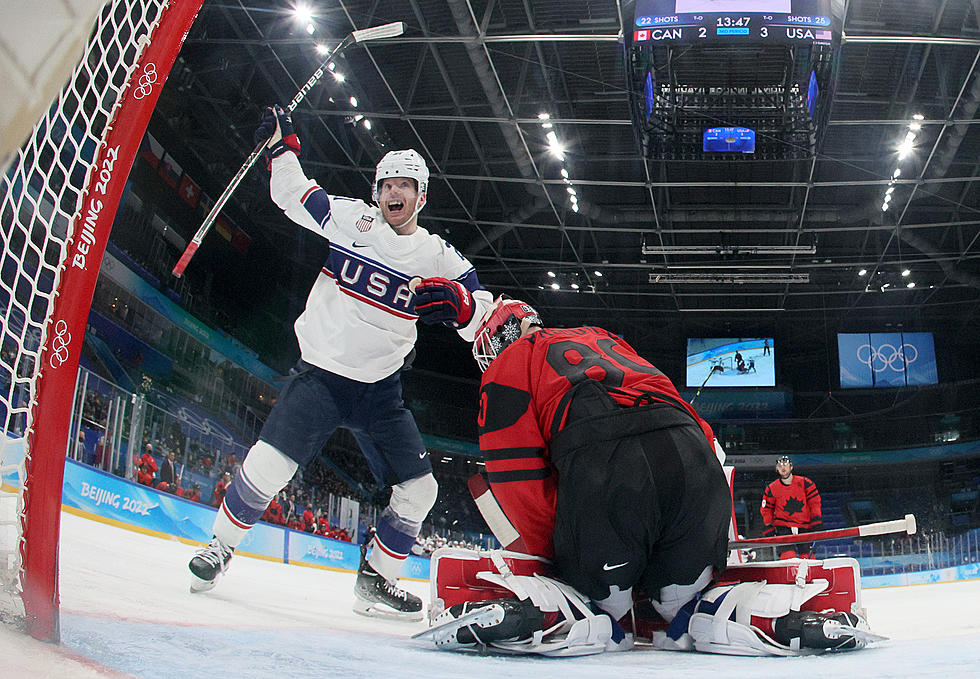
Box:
(154, 0), (980, 350)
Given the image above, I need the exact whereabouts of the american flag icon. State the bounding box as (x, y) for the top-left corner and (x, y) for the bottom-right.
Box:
(356, 215), (374, 232)
(815, 30), (832, 41)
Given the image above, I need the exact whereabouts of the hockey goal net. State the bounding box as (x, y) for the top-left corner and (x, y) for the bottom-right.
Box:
(0, 0), (202, 641)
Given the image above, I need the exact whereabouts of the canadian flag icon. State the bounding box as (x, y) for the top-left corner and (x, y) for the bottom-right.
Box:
(635, 30), (650, 41)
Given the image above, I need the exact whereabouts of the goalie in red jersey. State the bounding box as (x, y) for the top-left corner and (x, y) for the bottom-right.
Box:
(761, 456), (823, 559)
(418, 298), (881, 656)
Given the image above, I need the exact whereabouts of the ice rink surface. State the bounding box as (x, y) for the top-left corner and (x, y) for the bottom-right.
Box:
(2, 512), (980, 678)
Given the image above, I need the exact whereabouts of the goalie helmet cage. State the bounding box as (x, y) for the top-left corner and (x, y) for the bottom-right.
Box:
(0, 0), (203, 642)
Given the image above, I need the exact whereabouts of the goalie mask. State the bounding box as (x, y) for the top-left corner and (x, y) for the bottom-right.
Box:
(373, 149), (429, 221)
(472, 297), (542, 372)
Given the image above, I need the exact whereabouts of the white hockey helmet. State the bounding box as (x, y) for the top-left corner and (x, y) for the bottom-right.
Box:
(373, 149), (429, 219)
(472, 297), (542, 372)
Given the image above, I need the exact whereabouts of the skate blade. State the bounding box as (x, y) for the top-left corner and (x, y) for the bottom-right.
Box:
(834, 624), (889, 644)
(412, 604), (504, 640)
(352, 598), (424, 622)
(189, 574), (217, 594)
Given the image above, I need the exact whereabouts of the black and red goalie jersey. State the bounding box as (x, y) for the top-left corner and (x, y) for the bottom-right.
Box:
(760, 475), (823, 531)
(477, 326), (715, 559)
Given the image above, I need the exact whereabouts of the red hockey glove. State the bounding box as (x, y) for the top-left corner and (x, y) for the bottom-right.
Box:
(413, 277), (475, 327)
(255, 105), (300, 169)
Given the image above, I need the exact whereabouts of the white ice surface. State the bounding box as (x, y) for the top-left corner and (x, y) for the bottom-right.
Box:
(2, 512), (980, 678)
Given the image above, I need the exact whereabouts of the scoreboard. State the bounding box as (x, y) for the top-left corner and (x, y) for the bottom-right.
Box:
(633, 0), (838, 44)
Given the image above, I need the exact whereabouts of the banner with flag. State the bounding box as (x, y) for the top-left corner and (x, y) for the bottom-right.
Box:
(178, 174), (201, 209)
(139, 132), (164, 169)
(159, 152), (182, 188)
(214, 216), (232, 242)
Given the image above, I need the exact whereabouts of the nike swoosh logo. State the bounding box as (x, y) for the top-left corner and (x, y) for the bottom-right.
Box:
(602, 561), (628, 571)
(352, 242), (370, 248)
(419, 451), (429, 459)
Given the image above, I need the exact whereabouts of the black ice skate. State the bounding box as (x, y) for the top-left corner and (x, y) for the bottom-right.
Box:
(188, 537), (233, 593)
(415, 599), (545, 650)
(353, 555), (423, 621)
(774, 610), (886, 650)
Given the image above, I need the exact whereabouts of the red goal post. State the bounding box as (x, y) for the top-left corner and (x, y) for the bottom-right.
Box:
(0, 0), (204, 641)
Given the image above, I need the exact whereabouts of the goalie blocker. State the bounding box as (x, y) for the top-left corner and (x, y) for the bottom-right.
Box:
(418, 548), (884, 657)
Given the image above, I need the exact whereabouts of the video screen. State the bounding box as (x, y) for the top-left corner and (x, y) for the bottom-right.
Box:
(686, 338), (776, 387)
(838, 332), (938, 388)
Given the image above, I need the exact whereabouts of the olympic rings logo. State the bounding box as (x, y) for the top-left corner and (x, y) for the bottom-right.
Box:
(49, 320), (72, 369)
(856, 342), (918, 373)
(133, 63), (158, 100)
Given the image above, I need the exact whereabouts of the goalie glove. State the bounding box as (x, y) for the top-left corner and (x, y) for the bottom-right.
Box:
(254, 105), (301, 169)
(413, 277), (475, 328)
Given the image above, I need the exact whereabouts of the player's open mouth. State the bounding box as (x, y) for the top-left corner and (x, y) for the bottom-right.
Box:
(387, 201), (405, 215)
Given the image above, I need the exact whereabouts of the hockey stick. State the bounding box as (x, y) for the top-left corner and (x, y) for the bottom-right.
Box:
(689, 364), (721, 405)
(729, 514), (917, 548)
(468, 474), (527, 553)
(171, 21), (406, 277)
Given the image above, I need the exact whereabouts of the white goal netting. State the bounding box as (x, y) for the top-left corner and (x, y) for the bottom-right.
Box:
(1, 0), (196, 638)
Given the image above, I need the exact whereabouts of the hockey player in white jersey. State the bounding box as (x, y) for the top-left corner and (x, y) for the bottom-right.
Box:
(188, 105), (493, 620)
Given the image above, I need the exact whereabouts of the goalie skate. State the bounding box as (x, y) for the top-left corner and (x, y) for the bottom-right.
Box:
(774, 610), (885, 651)
(412, 603), (508, 648)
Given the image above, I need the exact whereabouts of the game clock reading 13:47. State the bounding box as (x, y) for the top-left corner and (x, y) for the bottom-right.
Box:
(633, 0), (837, 45)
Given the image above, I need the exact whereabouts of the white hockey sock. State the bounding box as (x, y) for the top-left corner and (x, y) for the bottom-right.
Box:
(212, 440), (297, 549)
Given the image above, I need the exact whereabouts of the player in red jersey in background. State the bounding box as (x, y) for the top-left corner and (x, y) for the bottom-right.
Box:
(761, 455), (823, 558)
(418, 298), (878, 657)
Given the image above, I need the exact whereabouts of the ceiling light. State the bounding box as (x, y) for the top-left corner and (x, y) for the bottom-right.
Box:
(906, 282), (915, 288)
(571, 283), (579, 290)
(648, 272), (809, 284)
(882, 202), (889, 211)
(294, 6), (313, 23)
(898, 139), (914, 159)
(363, 119), (372, 130)
(594, 270), (603, 277)
(560, 169), (569, 179)
(893, 168), (901, 179)
(315, 44), (328, 55)
(327, 62), (336, 70)
(332, 72), (345, 82)
(902, 269), (910, 276)
(567, 187), (576, 195)
(858, 268), (867, 276)
(349, 96), (358, 107)
(571, 203), (579, 212)
(885, 187), (894, 195)
(306, 23), (315, 35)
(538, 112), (551, 120)
(547, 271), (556, 277)
(550, 282), (560, 290)
(641, 244), (816, 255)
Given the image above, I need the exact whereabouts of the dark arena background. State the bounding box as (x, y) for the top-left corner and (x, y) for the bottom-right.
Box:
(2, 0), (980, 675)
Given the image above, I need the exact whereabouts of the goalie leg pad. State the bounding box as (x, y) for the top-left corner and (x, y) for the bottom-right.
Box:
(428, 547), (551, 618)
(687, 579), (878, 656)
(424, 548), (631, 656)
